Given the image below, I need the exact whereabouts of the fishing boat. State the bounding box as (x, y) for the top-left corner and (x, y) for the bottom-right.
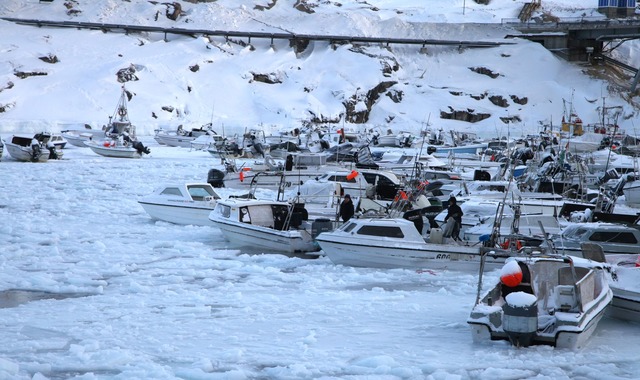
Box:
(86, 86), (150, 158)
(208, 198), (334, 255)
(315, 216), (520, 270)
(468, 249), (613, 349)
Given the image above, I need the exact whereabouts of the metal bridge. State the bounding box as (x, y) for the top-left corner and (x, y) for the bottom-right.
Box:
(0, 17), (510, 50)
(504, 16), (640, 92)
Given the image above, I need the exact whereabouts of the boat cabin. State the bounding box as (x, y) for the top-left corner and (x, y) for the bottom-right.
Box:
(556, 222), (640, 256)
(159, 183), (221, 202)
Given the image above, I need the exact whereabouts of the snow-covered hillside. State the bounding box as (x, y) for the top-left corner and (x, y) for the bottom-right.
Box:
(0, 0), (637, 138)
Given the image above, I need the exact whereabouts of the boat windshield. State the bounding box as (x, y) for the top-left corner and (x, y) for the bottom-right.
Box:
(188, 185), (219, 200)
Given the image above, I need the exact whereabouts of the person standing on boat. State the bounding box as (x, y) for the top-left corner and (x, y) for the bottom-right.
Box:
(443, 196), (463, 241)
(339, 194), (355, 222)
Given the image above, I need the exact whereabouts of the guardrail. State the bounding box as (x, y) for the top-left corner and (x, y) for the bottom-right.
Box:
(502, 16), (640, 31)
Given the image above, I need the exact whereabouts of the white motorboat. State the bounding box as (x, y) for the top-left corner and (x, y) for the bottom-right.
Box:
(138, 183), (222, 226)
(4, 133), (63, 162)
(49, 134), (67, 149)
(61, 126), (108, 147)
(154, 124), (216, 147)
(85, 139), (145, 158)
(315, 217), (516, 271)
(468, 252), (613, 349)
(208, 198), (334, 255)
(607, 254), (640, 323)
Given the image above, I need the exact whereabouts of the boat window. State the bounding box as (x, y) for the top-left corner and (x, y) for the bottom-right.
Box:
(564, 227), (588, 239)
(362, 173), (394, 186)
(240, 207), (251, 223)
(342, 222), (357, 232)
(247, 205), (274, 227)
(329, 175), (355, 183)
(589, 231), (638, 244)
(188, 186), (218, 201)
(220, 204), (231, 218)
(160, 187), (182, 196)
(357, 225), (404, 238)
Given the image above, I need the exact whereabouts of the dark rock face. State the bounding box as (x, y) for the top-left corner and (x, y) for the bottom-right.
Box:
(39, 54), (59, 64)
(500, 115), (522, 124)
(14, 71), (47, 79)
(166, 2), (182, 21)
(489, 95), (509, 108)
(294, 0), (315, 14)
(511, 95), (528, 105)
(469, 66), (500, 78)
(440, 107), (491, 123)
(251, 72), (283, 84)
(343, 81), (397, 124)
(117, 65), (139, 83)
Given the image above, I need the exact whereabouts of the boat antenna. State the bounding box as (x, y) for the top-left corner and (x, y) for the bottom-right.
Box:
(209, 102), (215, 127)
(411, 113), (431, 181)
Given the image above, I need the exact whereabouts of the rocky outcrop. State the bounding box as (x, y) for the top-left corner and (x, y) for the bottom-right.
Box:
(250, 72), (283, 84)
(440, 107), (491, 123)
(14, 71), (47, 79)
(39, 54), (59, 64)
(343, 81), (397, 124)
(469, 66), (500, 79)
(166, 2), (182, 21)
(116, 65), (139, 83)
(489, 95), (509, 107)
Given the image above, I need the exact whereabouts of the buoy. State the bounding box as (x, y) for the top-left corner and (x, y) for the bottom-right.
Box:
(501, 239), (522, 250)
(346, 170), (358, 180)
(500, 260), (523, 288)
(239, 171), (244, 182)
(103, 141), (110, 147)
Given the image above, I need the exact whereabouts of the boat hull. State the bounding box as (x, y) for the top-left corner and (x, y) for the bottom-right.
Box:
(138, 201), (216, 226)
(5, 142), (49, 162)
(608, 287), (640, 323)
(154, 134), (195, 147)
(86, 141), (141, 158)
(211, 217), (318, 254)
(316, 237), (504, 271)
(62, 129), (107, 147)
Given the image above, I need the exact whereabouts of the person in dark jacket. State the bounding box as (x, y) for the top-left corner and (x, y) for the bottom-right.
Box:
(339, 194), (355, 222)
(444, 196), (463, 241)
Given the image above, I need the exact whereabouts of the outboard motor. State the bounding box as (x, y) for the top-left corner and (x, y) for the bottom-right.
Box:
(502, 292), (538, 347)
(402, 209), (424, 234)
(31, 144), (42, 162)
(207, 168), (226, 188)
(132, 141), (151, 155)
